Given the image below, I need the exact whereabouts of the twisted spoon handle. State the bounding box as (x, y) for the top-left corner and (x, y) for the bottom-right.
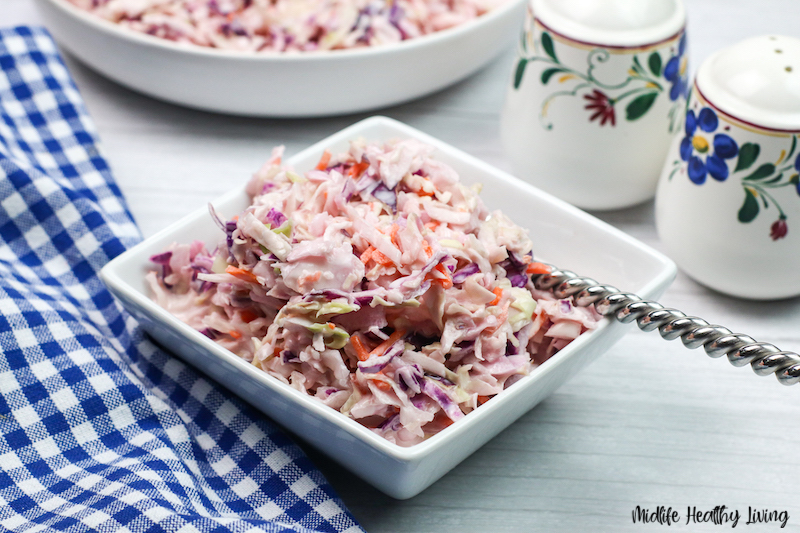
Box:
(531, 266), (800, 386)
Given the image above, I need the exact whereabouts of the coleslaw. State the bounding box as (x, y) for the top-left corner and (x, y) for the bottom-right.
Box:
(66, 0), (507, 52)
(147, 138), (599, 446)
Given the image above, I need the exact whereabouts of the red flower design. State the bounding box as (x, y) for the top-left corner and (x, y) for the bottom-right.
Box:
(583, 89), (616, 126)
(770, 218), (788, 240)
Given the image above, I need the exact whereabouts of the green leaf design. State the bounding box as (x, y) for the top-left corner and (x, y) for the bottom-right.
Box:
(735, 143), (760, 172)
(787, 135), (798, 160)
(541, 32), (557, 61)
(540, 68), (564, 85)
(738, 189), (759, 223)
(520, 30), (528, 54)
(513, 59), (527, 89)
(765, 173), (784, 185)
(648, 52), (662, 76)
(625, 92), (658, 121)
(742, 163), (776, 181)
(632, 56), (644, 73)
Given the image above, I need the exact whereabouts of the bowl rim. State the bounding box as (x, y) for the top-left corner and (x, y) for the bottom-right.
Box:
(39, 0), (526, 62)
(100, 115), (676, 463)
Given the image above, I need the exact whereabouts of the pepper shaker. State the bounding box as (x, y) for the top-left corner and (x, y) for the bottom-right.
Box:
(655, 35), (800, 299)
(501, 0), (687, 210)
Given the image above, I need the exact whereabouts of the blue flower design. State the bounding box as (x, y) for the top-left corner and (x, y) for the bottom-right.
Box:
(680, 107), (738, 184)
(795, 151), (800, 195)
(663, 33), (688, 101)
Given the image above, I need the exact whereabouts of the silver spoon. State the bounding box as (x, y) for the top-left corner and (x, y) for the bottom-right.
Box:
(531, 265), (800, 386)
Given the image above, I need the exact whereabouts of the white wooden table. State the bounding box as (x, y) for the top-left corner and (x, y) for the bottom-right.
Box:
(5, 1), (800, 531)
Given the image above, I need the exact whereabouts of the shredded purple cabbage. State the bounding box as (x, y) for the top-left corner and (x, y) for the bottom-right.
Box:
(509, 274), (528, 288)
(371, 183), (397, 211)
(282, 350), (299, 364)
(395, 363), (423, 393)
(452, 262), (480, 284)
(200, 327), (218, 340)
(150, 251), (172, 264)
(421, 379), (463, 420)
(265, 207), (287, 227)
(225, 221), (237, 252)
(379, 413), (402, 431)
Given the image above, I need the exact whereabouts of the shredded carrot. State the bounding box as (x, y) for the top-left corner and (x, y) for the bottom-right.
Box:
(526, 261), (551, 275)
(360, 245), (375, 264)
(389, 224), (400, 247)
(239, 309), (258, 323)
(416, 178), (436, 197)
(489, 287), (503, 306)
(229, 330), (242, 339)
(231, 215), (239, 221)
(432, 411), (455, 427)
(370, 378), (393, 392)
(351, 334), (371, 361)
(477, 395), (491, 406)
(299, 271), (322, 285)
(348, 160), (370, 178)
(226, 265), (259, 284)
(485, 301), (510, 335)
(371, 249), (394, 267)
(370, 329), (407, 358)
(433, 277), (454, 289)
(327, 323), (336, 330)
(429, 263), (453, 289)
(315, 150), (331, 170)
(424, 220), (440, 230)
(422, 240), (433, 258)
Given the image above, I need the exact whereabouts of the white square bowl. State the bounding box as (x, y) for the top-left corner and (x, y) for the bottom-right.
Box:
(99, 116), (676, 499)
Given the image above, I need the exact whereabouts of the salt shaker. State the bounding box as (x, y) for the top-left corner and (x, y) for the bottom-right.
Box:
(501, 0), (687, 210)
(655, 35), (800, 300)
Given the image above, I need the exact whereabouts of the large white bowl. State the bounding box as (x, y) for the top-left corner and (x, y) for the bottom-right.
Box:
(99, 116), (676, 499)
(33, 0), (526, 117)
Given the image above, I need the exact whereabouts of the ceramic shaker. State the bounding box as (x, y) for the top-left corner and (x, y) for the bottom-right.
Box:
(655, 35), (800, 300)
(501, 0), (687, 210)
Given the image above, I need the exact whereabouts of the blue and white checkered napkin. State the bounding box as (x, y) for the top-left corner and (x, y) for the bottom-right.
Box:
(0, 27), (364, 533)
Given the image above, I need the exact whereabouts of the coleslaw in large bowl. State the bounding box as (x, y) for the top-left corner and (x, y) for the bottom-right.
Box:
(34, 0), (526, 116)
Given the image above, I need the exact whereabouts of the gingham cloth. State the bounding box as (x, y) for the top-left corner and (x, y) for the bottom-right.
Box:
(0, 27), (364, 533)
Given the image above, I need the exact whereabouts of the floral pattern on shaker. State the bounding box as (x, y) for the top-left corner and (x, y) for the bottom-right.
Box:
(583, 89), (616, 126)
(668, 104), (800, 241)
(513, 24), (687, 132)
(679, 107), (739, 184)
(664, 34), (688, 102)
